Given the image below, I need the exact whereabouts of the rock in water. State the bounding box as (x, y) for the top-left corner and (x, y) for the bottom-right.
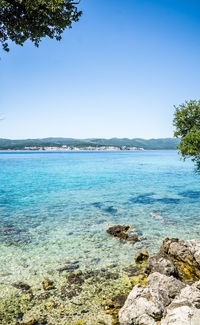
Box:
(134, 248), (149, 263)
(107, 225), (138, 242)
(107, 225), (130, 240)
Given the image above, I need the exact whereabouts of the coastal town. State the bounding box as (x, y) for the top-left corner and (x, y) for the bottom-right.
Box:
(23, 145), (145, 151)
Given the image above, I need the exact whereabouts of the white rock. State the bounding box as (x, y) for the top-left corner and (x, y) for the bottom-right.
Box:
(161, 304), (200, 325)
(119, 272), (184, 325)
(161, 282), (200, 325)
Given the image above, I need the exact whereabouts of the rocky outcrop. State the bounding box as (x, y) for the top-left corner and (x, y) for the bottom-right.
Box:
(160, 238), (200, 280)
(145, 253), (177, 276)
(119, 272), (185, 325)
(145, 237), (200, 281)
(161, 282), (200, 325)
(107, 225), (138, 242)
(119, 237), (200, 325)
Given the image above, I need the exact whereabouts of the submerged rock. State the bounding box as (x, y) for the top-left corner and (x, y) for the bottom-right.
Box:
(126, 235), (138, 242)
(134, 248), (149, 264)
(84, 270), (99, 279)
(0, 225), (21, 235)
(57, 264), (79, 273)
(112, 294), (127, 309)
(42, 278), (55, 291)
(123, 265), (142, 277)
(67, 272), (84, 286)
(107, 225), (138, 242)
(12, 282), (31, 291)
(101, 272), (119, 280)
(104, 294), (127, 324)
(65, 289), (79, 299)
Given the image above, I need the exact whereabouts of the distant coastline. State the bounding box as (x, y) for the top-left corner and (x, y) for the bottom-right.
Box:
(0, 137), (180, 150)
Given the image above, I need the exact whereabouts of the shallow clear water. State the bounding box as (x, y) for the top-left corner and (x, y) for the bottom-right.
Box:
(0, 150), (200, 289)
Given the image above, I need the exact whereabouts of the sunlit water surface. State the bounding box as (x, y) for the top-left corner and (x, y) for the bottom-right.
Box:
(0, 150), (200, 291)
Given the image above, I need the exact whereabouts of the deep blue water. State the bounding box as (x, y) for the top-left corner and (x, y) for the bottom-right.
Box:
(0, 150), (200, 287)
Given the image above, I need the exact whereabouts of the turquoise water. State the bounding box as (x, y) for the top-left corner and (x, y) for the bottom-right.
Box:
(0, 150), (200, 293)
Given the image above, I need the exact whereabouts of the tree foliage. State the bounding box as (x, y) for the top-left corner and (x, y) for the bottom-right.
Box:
(0, 0), (82, 51)
(173, 100), (200, 169)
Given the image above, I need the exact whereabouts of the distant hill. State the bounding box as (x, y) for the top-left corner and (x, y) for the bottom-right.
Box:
(0, 137), (180, 150)
(87, 138), (180, 150)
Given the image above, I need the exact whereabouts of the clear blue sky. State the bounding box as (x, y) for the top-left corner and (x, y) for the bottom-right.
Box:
(1, 0), (200, 139)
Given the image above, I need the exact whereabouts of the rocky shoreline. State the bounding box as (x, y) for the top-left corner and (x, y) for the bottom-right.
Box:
(119, 237), (200, 325)
(1, 225), (200, 325)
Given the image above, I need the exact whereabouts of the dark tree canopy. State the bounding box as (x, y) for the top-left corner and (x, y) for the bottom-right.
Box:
(173, 100), (200, 170)
(0, 0), (82, 51)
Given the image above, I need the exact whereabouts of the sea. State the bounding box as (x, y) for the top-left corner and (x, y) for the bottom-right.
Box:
(0, 150), (200, 323)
